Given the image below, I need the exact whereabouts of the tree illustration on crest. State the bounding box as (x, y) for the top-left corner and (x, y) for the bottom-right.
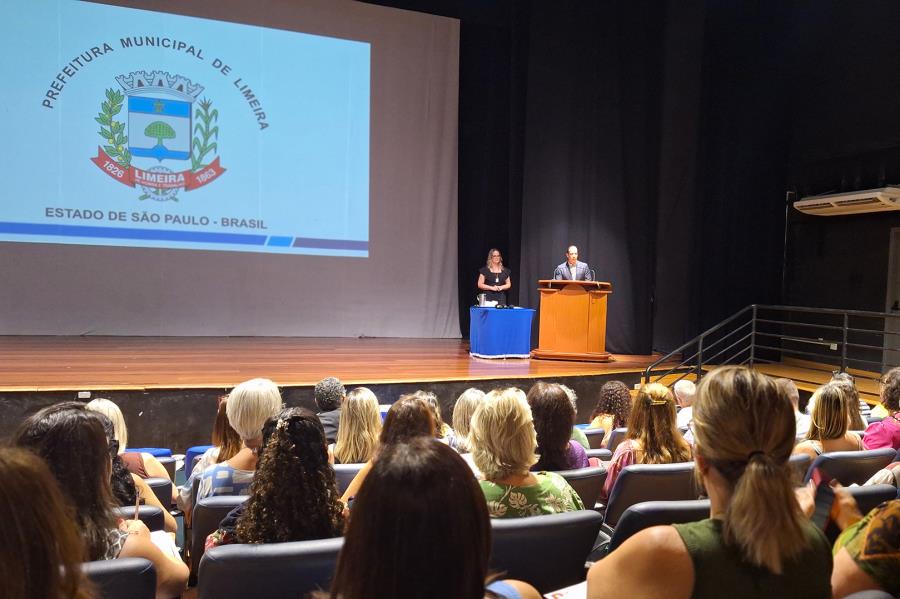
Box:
(145, 121), (176, 147)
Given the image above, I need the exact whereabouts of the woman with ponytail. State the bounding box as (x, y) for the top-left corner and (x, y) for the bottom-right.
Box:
(587, 366), (832, 599)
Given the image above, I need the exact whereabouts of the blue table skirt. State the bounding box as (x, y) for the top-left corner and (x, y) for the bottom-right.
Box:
(469, 306), (536, 359)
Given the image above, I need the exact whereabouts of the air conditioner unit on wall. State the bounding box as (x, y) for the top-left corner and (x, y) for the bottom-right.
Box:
(794, 187), (900, 216)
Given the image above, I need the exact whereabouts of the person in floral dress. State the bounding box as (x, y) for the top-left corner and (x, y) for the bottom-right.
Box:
(469, 387), (583, 518)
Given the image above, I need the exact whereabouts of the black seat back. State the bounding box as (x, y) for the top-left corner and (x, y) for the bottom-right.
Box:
(606, 427), (628, 452)
(608, 499), (710, 553)
(556, 466), (606, 509)
(112, 505), (165, 532)
(190, 495), (249, 584)
(603, 462), (698, 528)
(583, 428), (605, 449)
(82, 557), (156, 599)
(490, 510), (603, 593)
(804, 448), (897, 486)
(586, 448), (612, 462)
(157, 456), (176, 480)
(198, 537), (344, 599)
(788, 453), (812, 484)
(144, 477), (173, 509)
(333, 463), (365, 495)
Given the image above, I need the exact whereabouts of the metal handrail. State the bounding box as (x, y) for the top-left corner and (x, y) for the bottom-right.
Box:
(643, 304), (900, 385)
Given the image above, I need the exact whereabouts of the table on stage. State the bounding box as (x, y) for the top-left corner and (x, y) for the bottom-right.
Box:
(469, 306), (536, 359)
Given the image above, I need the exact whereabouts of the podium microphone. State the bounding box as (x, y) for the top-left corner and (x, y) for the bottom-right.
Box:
(590, 269), (596, 281)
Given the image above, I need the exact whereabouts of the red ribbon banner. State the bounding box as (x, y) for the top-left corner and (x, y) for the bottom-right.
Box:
(90, 147), (226, 191)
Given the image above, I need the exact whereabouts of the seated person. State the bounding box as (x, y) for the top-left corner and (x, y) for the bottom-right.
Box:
(469, 387), (583, 518)
(600, 383), (692, 503)
(340, 394), (437, 504)
(863, 367), (900, 450)
(559, 384), (590, 449)
(332, 387), (382, 464)
(13, 402), (188, 597)
(197, 378), (282, 501)
(315, 376), (346, 444)
(415, 390), (456, 444)
(793, 383), (862, 461)
(176, 395), (243, 518)
(450, 387), (487, 454)
(831, 372), (867, 430)
(527, 382), (589, 471)
(588, 380), (632, 448)
(99, 413), (177, 533)
(207, 408), (344, 547)
(831, 494), (900, 598)
(775, 378), (810, 438)
(0, 446), (95, 599)
(587, 367), (832, 599)
(673, 379), (696, 430)
(86, 397), (171, 481)
(327, 437), (540, 599)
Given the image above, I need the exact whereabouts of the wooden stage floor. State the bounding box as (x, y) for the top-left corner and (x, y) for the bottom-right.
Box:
(0, 336), (667, 392)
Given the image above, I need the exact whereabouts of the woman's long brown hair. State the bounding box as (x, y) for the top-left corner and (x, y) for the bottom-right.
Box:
(627, 383), (691, 464)
(0, 447), (95, 599)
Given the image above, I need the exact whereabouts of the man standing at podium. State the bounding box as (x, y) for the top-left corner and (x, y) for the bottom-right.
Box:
(553, 245), (593, 281)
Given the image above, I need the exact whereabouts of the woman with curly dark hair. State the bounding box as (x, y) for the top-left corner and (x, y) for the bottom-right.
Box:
(207, 407), (344, 547)
(589, 380), (633, 447)
(527, 382), (588, 471)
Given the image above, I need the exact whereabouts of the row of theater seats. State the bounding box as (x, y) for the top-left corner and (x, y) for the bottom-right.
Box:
(100, 433), (899, 598)
(86, 479), (900, 599)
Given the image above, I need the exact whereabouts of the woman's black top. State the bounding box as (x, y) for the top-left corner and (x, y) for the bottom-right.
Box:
(478, 266), (511, 304)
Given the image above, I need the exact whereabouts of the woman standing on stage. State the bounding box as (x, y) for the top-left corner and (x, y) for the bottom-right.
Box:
(477, 248), (512, 305)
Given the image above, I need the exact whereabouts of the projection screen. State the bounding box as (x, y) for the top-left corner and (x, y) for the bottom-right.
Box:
(0, 0), (460, 337)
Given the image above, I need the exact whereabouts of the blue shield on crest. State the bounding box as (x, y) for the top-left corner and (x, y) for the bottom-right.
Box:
(127, 95), (192, 161)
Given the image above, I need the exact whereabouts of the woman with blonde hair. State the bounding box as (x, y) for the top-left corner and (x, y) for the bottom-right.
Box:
(332, 387), (382, 464)
(470, 387), (583, 518)
(477, 248), (511, 305)
(587, 366), (832, 598)
(340, 394), (436, 504)
(793, 383), (862, 461)
(85, 398), (171, 481)
(197, 377), (283, 501)
(451, 387), (486, 453)
(599, 383), (691, 503)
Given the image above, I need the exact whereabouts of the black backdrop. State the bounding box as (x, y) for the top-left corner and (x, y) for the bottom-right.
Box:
(365, 0), (900, 353)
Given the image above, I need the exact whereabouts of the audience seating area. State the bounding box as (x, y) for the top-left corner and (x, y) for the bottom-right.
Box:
(198, 537), (344, 599)
(82, 557), (156, 599)
(804, 448), (897, 486)
(29, 367), (900, 598)
(490, 510), (603, 593)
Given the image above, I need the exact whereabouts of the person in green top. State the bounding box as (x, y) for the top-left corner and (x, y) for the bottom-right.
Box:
(559, 384), (590, 449)
(587, 366), (833, 599)
(469, 387), (583, 518)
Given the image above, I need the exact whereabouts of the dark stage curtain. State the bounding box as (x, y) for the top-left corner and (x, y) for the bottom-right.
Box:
(517, 1), (666, 354)
(373, 0), (796, 353)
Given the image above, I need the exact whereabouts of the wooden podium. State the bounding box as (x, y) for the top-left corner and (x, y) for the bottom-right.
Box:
(531, 280), (613, 362)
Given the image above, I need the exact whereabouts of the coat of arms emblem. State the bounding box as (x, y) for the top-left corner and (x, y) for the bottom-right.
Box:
(91, 70), (225, 201)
